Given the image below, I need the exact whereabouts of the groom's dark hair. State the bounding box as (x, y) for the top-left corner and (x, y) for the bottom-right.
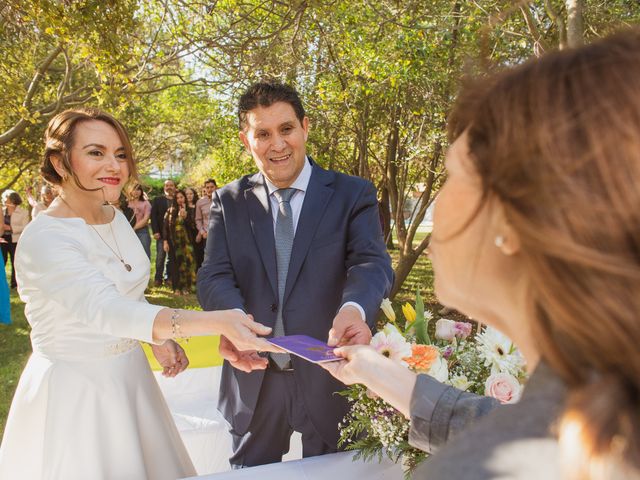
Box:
(238, 81), (306, 130)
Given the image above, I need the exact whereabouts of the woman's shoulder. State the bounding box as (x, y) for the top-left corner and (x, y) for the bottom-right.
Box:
(21, 214), (85, 240)
(17, 214), (89, 264)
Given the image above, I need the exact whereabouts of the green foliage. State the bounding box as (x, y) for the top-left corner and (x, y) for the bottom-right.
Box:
(338, 384), (426, 479)
(413, 290), (430, 345)
(1, 0), (637, 289)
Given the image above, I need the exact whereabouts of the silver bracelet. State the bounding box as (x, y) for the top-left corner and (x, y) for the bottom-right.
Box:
(171, 309), (185, 340)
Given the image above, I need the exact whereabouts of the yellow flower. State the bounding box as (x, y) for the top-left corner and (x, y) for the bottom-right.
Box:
(380, 298), (396, 322)
(402, 303), (416, 324)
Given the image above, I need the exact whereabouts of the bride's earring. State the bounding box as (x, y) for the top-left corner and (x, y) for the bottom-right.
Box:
(494, 235), (505, 248)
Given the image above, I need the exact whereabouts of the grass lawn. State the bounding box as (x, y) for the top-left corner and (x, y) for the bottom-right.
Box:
(0, 239), (439, 437)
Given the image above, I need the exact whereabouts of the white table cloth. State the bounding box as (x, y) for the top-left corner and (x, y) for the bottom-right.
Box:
(181, 450), (405, 480)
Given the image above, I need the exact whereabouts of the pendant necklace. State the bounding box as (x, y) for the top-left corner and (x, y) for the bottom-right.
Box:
(60, 197), (132, 272)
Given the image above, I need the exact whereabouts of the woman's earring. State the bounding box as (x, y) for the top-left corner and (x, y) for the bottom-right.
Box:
(494, 235), (505, 248)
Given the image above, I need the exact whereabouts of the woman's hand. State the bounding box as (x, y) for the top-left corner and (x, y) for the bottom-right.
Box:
(151, 340), (189, 377)
(218, 311), (281, 353)
(322, 345), (416, 418)
(163, 240), (169, 253)
(321, 345), (385, 386)
(178, 207), (187, 219)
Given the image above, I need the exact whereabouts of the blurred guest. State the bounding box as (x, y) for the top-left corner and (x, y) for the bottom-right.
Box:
(323, 30), (640, 480)
(150, 179), (175, 286)
(129, 184), (152, 259)
(1, 191), (29, 289)
(0, 234), (9, 325)
(163, 190), (196, 295)
(194, 179), (216, 270)
(117, 193), (136, 228)
(184, 187), (203, 270)
(26, 185), (56, 219)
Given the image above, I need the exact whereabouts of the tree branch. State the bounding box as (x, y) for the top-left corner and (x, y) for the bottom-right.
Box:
(545, 0), (567, 49)
(0, 45), (65, 146)
(520, 5), (549, 56)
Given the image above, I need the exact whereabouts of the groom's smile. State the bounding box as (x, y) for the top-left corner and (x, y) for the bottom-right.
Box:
(240, 101), (309, 189)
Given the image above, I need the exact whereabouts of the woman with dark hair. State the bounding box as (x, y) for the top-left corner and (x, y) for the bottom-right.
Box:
(128, 183), (152, 259)
(1, 190), (29, 288)
(117, 192), (136, 228)
(163, 189), (197, 295)
(184, 186), (204, 270)
(0, 107), (278, 479)
(323, 30), (640, 480)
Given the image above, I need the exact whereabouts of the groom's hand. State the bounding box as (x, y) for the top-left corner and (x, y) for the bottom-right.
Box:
(219, 335), (268, 373)
(327, 306), (372, 347)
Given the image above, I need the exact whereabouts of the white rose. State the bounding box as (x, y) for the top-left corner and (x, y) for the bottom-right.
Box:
(427, 355), (449, 382)
(435, 318), (457, 341)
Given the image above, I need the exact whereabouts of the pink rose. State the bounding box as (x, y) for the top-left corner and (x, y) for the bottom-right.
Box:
(454, 322), (472, 340)
(435, 319), (473, 341)
(484, 373), (522, 404)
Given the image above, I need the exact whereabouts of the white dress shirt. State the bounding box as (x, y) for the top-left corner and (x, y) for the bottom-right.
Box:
(264, 158), (365, 322)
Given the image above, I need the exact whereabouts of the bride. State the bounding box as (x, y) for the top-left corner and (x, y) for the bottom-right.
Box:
(0, 108), (279, 479)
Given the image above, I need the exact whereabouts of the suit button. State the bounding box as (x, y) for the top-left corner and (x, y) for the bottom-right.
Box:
(271, 304), (277, 312)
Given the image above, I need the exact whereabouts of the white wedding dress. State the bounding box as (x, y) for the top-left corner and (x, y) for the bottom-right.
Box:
(0, 210), (196, 479)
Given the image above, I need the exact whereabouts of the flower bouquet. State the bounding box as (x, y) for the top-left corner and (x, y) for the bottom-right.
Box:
(338, 292), (527, 476)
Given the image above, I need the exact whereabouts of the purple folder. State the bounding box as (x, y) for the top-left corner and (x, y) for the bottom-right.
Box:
(268, 335), (341, 363)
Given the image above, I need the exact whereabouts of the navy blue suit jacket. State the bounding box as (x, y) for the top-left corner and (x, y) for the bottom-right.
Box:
(197, 161), (393, 448)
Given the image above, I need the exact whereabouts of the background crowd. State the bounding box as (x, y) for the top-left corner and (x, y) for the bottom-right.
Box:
(1, 177), (217, 298)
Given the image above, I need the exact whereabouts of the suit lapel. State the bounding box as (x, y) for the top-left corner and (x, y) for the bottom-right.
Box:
(244, 173), (278, 298)
(283, 164), (334, 304)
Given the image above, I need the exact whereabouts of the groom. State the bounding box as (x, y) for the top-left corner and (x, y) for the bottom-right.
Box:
(197, 82), (393, 467)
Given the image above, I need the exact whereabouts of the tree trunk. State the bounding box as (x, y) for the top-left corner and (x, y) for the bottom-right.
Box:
(390, 251), (420, 300)
(379, 185), (394, 249)
(357, 105), (371, 180)
(566, 0), (584, 48)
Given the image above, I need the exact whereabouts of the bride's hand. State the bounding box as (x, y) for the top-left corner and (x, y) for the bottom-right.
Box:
(218, 311), (282, 354)
(151, 340), (189, 377)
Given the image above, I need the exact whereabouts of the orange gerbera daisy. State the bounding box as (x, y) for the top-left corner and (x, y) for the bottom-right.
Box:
(404, 344), (439, 371)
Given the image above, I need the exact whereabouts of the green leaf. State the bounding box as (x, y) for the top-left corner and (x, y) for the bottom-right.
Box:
(413, 289), (430, 345)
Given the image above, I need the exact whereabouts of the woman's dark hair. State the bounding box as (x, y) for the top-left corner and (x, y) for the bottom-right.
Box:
(5, 191), (22, 206)
(448, 29), (640, 479)
(167, 190), (186, 222)
(130, 183), (148, 201)
(184, 187), (199, 206)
